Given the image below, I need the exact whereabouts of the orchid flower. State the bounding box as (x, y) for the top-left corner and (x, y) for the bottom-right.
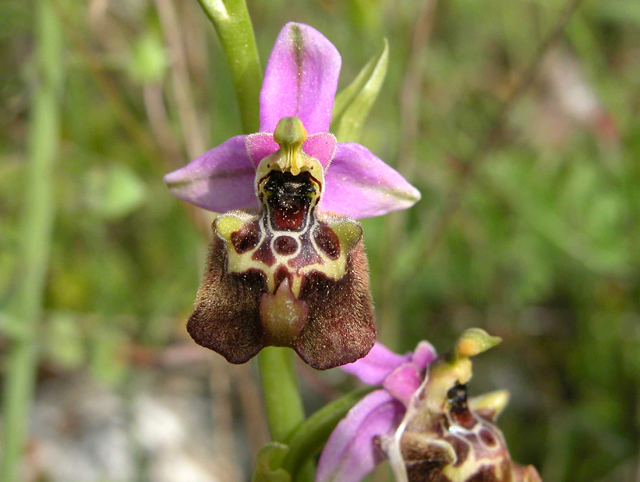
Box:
(318, 329), (542, 482)
(164, 23), (420, 370)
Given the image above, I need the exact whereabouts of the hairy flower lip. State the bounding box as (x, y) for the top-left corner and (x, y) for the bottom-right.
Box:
(164, 22), (420, 220)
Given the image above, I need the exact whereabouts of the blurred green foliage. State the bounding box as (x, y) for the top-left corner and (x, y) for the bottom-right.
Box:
(1, 0), (639, 480)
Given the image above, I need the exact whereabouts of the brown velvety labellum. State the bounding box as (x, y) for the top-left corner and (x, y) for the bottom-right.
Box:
(292, 242), (375, 370)
(186, 212), (375, 370)
(187, 236), (266, 364)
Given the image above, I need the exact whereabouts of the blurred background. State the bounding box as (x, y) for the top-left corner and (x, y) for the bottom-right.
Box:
(2, 0), (640, 480)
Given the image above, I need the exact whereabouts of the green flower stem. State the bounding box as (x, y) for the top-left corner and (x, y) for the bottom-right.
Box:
(258, 347), (306, 442)
(258, 348), (315, 482)
(0, 1), (62, 481)
(282, 386), (374, 478)
(197, 0), (262, 134)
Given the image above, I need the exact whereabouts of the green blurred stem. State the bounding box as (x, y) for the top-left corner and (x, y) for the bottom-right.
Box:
(282, 386), (374, 478)
(258, 348), (315, 481)
(258, 348), (306, 442)
(197, 0), (262, 133)
(0, 1), (62, 481)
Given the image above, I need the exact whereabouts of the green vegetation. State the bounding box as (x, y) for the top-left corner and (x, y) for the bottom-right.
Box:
(1, 0), (639, 480)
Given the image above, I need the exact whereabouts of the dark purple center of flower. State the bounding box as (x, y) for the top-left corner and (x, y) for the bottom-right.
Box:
(263, 171), (317, 231)
(447, 383), (476, 429)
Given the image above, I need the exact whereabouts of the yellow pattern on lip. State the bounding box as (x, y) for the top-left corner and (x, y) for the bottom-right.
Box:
(214, 210), (362, 298)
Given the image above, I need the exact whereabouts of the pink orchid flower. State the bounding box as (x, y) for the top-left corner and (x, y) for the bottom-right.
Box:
(163, 23), (420, 370)
(318, 330), (542, 482)
(164, 22), (420, 219)
(317, 341), (437, 481)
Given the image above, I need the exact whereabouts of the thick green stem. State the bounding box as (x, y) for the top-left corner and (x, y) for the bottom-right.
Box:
(0, 1), (62, 481)
(197, 0), (262, 134)
(258, 347), (306, 442)
(258, 348), (314, 482)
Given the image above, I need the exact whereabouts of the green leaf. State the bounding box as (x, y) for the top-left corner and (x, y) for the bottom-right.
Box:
(331, 39), (389, 143)
(252, 442), (291, 482)
(282, 386), (373, 478)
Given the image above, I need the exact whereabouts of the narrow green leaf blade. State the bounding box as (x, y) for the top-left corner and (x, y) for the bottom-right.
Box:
(331, 39), (389, 143)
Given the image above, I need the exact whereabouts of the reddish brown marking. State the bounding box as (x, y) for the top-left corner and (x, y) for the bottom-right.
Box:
(230, 221), (261, 253)
(314, 223), (340, 259)
(274, 266), (292, 290)
(288, 232), (323, 270)
(451, 406), (477, 430)
(480, 429), (496, 447)
(252, 239), (276, 266)
(274, 236), (298, 255)
(271, 203), (308, 230)
(445, 435), (470, 467)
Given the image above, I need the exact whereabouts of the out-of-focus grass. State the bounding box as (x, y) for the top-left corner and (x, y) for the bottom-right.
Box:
(1, 0), (639, 480)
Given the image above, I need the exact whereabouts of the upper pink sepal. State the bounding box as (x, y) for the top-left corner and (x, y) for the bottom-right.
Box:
(259, 23), (341, 135)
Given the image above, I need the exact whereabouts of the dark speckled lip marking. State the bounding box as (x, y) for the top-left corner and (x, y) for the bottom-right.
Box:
(480, 429), (496, 447)
(446, 435), (470, 467)
(265, 171), (315, 231)
(288, 231), (323, 269)
(274, 235), (298, 255)
(314, 224), (340, 259)
(231, 221), (261, 254)
(252, 239), (276, 266)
